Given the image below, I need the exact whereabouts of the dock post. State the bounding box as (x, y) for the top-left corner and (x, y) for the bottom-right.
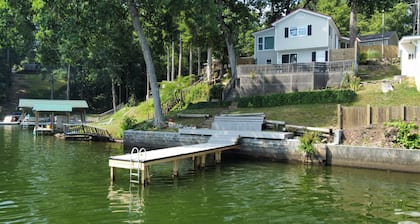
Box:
(142, 166), (150, 185)
(191, 156), (196, 170)
(110, 167), (115, 182)
(173, 160), (179, 176)
(200, 155), (206, 168)
(215, 151), (222, 163)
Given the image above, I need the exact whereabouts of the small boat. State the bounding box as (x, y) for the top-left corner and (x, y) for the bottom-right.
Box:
(0, 115), (21, 125)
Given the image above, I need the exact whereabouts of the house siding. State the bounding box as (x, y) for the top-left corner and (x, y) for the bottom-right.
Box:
(253, 9), (344, 65)
(274, 12), (329, 51)
(399, 36), (420, 91)
(253, 28), (277, 64)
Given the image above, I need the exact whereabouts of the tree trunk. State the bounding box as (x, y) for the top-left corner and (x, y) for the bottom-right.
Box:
(127, 0), (164, 127)
(197, 47), (201, 77)
(111, 78), (117, 114)
(349, 1), (358, 48)
(66, 64), (70, 100)
(207, 47), (212, 82)
(225, 31), (237, 87)
(178, 35), (182, 78)
(166, 44), (170, 81)
(189, 44), (193, 76)
(171, 40), (175, 81)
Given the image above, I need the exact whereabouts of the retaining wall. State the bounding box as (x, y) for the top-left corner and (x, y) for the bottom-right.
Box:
(124, 130), (420, 173)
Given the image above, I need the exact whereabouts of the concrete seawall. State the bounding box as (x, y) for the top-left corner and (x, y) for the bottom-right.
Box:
(124, 130), (420, 173)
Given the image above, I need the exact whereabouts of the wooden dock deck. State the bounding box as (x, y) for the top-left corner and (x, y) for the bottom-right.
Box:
(109, 139), (239, 185)
(109, 114), (294, 185)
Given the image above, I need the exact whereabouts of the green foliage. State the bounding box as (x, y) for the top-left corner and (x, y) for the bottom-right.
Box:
(186, 101), (231, 109)
(341, 73), (361, 91)
(160, 76), (210, 112)
(120, 117), (137, 131)
(298, 132), (320, 156)
(385, 121), (420, 149)
(209, 83), (224, 101)
(238, 89), (357, 108)
(127, 94), (138, 107)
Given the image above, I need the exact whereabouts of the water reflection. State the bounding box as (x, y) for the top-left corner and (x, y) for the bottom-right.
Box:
(108, 184), (145, 223)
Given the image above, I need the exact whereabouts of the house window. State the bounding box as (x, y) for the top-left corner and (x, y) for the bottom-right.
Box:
(312, 52), (316, 62)
(329, 26), (332, 36)
(325, 51), (329, 61)
(289, 27), (298, 37)
(266, 59), (272, 64)
(288, 26), (311, 37)
(282, 54), (289, 64)
(290, 54), (297, 63)
(298, 27), (307, 36)
(282, 54), (297, 64)
(258, 37), (263, 50)
(264, 36), (274, 50)
(284, 27), (289, 38)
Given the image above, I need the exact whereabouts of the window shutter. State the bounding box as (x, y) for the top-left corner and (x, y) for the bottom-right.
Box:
(284, 27), (289, 38)
(307, 25), (312, 36)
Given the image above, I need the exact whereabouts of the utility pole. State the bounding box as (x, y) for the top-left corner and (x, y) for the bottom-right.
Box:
(418, 0), (420, 35)
(382, 10), (385, 60)
(413, 0), (420, 35)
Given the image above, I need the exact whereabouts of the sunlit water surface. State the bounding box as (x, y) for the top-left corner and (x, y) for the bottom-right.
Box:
(1, 126), (420, 223)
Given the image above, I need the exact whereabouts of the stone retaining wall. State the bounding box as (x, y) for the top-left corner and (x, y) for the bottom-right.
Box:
(124, 130), (420, 173)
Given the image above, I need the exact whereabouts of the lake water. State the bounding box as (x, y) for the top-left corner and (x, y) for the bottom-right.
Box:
(1, 125), (420, 223)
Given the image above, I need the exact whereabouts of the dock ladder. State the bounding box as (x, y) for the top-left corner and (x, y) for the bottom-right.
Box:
(129, 147), (146, 184)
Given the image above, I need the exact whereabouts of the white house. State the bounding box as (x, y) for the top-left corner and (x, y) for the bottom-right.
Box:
(252, 9), (348, 65)
(399, 36), (420, 91)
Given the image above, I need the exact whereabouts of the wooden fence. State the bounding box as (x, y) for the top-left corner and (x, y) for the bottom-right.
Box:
(338, 104), (420, 129)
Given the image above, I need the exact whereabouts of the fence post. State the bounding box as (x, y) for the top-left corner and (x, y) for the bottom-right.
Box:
(401, 105), (406, 121)
(366, 104), (371, 126)
(337, 104), (343, 129)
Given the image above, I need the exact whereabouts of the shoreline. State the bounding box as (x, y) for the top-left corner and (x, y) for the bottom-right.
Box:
(124, 130), (420, 174)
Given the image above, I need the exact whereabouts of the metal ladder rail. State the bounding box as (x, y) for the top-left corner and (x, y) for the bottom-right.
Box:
(129, 147), (146, 184)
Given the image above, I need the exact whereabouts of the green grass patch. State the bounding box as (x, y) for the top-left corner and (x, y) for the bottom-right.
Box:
(353, 78), (420, 106)
(234, 104), (337, 128)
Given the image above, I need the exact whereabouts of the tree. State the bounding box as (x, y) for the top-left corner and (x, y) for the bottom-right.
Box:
(347, 0), (396, 47)
(127, 0), (165, 127)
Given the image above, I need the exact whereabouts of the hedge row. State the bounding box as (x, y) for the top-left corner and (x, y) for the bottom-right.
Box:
(187, 101), (231, 109)
(237, 89), (357, 108)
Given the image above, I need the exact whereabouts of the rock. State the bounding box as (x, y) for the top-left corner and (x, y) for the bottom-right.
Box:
(382, 81), (394, 93)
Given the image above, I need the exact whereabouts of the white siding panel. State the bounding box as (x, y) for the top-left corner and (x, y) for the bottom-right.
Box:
(274, 12), (329, 51)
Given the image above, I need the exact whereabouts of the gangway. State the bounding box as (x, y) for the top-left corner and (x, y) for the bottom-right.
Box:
(63, 124), (114, 142)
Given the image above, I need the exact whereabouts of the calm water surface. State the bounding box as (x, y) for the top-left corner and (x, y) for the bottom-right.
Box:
(1, 125), (420, 223)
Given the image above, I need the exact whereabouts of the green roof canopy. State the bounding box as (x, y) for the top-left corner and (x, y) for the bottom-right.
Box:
(32, 104), (73, 112)
(18, 99), (89, 111)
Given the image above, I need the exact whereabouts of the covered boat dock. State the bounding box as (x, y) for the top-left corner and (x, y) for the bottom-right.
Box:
(18, 99), (89, 134)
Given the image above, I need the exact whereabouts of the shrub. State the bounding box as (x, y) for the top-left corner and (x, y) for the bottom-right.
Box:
(237, 89), (356, 108)
(298, 132), (320, 156)
(121, 117), (137, 131)
(385, 121), (420, 149)
(209, 83), (224, 101)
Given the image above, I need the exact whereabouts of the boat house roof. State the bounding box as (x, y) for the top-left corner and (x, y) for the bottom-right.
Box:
(18, 99), (88, 112)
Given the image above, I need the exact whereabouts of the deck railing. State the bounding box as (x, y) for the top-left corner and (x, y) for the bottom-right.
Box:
(237, 60), (353, 75)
